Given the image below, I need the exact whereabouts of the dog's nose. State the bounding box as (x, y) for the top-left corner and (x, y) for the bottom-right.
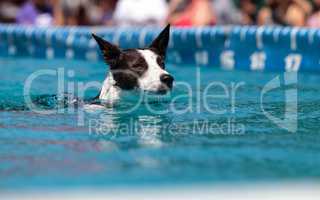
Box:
(160, 74), (174, 88)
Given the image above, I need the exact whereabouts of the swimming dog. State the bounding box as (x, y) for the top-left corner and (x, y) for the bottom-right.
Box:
(92, 24), (174, 104)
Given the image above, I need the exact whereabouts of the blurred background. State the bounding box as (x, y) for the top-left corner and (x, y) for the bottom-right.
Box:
(1, 0), (320, 28)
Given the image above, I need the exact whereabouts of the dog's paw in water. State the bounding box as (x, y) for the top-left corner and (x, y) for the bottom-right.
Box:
(83, 104), (107, 113)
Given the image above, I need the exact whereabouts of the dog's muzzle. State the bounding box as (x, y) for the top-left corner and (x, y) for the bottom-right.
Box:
(154, 74), (174, 95)
(160, 74), (174, 89)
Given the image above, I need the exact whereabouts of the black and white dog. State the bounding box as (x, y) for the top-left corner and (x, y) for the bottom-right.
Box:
(92, 24), (174, 104)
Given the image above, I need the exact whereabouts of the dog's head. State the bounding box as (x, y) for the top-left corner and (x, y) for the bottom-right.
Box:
(92, 24), (173, 94)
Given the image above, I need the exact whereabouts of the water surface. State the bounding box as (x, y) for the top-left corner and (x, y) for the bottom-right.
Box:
(0, 58), (319, 189)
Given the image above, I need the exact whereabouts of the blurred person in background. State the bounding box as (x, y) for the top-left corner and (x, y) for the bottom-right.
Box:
(54, 0), (89, 26)
(212, 0), (242, 25)
(307, 0), (320, 27)
(0, 0), (25, 23)
(167, 0), (215, 26)
(113, 0), (168, 26)
(97, 0), (118, 25)
(67, 0), (118, 26)
(257, 0), (312, 26)
(237, 0), (260, 25)
(16, 0), (54, 26)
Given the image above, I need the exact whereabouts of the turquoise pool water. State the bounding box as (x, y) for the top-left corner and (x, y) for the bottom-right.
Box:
(0, 58), (319, 189)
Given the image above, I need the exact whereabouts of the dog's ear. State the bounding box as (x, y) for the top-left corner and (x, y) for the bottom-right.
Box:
(92, 34), (121, 65)
(149, 24), (170, 57)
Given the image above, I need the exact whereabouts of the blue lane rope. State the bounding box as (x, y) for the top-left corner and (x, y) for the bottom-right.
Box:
(1, 24), (320, 72)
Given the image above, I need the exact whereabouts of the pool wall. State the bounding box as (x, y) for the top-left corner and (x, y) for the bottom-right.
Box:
(0, 24), (319, 72)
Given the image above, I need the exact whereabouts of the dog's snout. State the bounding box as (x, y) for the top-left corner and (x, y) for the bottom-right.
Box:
(160, 74), (174, 88)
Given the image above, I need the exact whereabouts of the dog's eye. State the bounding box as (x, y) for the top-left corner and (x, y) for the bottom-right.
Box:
(157, 57), (165, 69)
(131, 59), (147, 75)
